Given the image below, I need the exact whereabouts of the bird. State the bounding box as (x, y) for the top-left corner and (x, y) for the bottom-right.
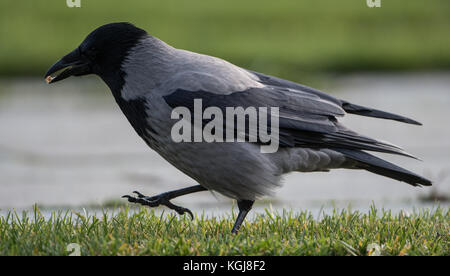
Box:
(45, 22), (431, 233)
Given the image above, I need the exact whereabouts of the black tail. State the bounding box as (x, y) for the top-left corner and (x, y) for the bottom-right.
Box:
(335, 148), (432, 187)
(342, 101), (422, 125)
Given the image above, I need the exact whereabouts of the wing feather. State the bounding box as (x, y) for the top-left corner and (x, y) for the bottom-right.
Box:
(163, 83), (414, 158)
(248, 70), (422, 125)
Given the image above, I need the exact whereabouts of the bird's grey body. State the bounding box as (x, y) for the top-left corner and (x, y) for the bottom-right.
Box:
(118, 36), (354, 200)
(45, 23), (431, 232)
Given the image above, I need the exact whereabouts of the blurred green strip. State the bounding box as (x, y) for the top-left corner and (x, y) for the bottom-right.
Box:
(1, 0), (449, 79)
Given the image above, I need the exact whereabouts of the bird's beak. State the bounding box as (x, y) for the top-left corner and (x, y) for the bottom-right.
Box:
(45, 48), (92, 84)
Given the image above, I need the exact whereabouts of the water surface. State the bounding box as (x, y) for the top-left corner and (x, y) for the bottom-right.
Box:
(0, 73), (448, 215)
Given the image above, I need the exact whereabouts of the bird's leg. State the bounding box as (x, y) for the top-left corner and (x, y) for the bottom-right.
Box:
(231, 200), (254, 234)
(122, 185), (207, 219)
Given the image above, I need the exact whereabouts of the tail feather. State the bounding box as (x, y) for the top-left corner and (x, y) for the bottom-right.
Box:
(342, 101), (422, 125)
(335, 148), (432, 187)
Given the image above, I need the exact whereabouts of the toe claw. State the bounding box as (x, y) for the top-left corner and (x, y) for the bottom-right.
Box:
(133, 191), (145, 198)
(186, 209), (194, 220)
(175, 207), (194, 220)
(122, 195), (137, 203)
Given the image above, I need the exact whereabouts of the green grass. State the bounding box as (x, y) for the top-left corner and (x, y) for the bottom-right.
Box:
(1, 0), (450, 79)
(0, 206), (448, 255)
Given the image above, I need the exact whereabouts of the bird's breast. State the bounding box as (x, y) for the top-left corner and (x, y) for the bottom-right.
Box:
(114, 95), (159, 143)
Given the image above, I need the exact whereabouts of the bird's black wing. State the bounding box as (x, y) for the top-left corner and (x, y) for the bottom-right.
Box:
(163, 86), (412, 157)
(248, 70), (422, 125)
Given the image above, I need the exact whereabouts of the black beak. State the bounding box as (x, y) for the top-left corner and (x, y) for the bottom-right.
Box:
(45, 48), (92, 84)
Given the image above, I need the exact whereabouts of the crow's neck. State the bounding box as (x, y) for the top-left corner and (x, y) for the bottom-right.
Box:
(100, 35), (176, 100)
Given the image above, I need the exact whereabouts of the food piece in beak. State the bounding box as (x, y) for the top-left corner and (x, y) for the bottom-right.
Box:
(45, 75), (54, 84)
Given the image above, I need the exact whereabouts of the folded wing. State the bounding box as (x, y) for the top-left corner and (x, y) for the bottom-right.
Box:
(163, 84), (413, 158)
(248, 70), (422, 125)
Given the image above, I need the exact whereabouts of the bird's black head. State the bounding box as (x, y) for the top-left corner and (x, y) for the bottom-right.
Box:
(45, 22), (147, 87)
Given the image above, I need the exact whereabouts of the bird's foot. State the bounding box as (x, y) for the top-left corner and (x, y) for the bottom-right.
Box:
(122, 191), (194, 219)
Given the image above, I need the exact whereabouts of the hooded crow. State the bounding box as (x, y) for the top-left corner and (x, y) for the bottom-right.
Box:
(45, 22), (431, 233)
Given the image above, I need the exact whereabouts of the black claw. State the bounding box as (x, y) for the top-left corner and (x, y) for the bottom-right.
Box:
(122, 195), (136, 203)
(133, 191), (145, 198)
(186, 209), (194, 220)
(175, 208), (194, 220)
(173, 207), (194, 220)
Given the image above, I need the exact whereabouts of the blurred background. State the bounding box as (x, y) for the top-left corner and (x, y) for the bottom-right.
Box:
(0, 0), (449, 216)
